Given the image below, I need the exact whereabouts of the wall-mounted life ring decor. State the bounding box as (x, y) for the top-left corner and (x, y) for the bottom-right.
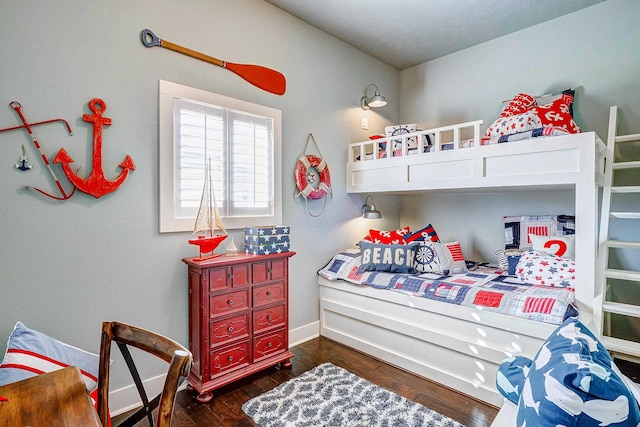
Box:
(294, 133), (332, 217)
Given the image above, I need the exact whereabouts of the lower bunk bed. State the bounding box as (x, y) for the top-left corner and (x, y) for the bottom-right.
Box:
(318, 251), (579, 407)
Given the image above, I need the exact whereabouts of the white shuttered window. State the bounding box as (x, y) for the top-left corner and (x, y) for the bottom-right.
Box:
(159, 81), (282, 232)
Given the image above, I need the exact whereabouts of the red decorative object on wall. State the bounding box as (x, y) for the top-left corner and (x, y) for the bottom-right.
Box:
(54, 98), (135, 198)
(0, 101), (75, 200)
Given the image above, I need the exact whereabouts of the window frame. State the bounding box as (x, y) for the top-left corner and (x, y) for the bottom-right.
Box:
(158, 80), (282, 233)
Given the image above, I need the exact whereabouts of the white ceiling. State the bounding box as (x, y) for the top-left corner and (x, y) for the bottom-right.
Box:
(264, 0), (606, 70)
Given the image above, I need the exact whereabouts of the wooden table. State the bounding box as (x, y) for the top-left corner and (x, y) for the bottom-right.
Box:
(0, 366), (102, 426)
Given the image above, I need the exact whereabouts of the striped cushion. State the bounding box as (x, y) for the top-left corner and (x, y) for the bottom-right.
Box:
(0, 322), (99, 390)
(441, 241), (467, 275)
(404, 224), (440, 243)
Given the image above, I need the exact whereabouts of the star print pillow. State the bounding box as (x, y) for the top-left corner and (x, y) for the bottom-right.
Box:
(515, 250), (576, 288)
(484, 111), (542, 140)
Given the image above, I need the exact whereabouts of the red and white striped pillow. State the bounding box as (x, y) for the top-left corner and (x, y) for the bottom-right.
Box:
(441, 241), (467, 275)
(0, 322), (99, 391)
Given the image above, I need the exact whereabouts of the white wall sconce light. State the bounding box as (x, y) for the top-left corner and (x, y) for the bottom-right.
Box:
(360, 84), (387, 110)
(361, 194), (382, 219)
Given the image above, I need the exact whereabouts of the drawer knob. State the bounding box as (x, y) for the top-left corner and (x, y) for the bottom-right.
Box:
(267, 268), (272, 273)
(267, 342), (273, 348)
(228, 356), (234, 362)
(266, 291), (272, 297)
(227, 273), (233, 280)
(267, 315), (273, 321)
(227, 299), (234, 306)
(227, 326), (234, 332)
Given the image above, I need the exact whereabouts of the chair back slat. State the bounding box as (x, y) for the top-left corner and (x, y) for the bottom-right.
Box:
(97, 322), (193, 427)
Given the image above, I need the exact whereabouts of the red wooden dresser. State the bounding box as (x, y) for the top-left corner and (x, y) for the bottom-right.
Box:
(183, 251), (295, 402)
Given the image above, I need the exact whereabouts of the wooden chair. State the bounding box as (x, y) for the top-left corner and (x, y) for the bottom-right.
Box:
(97, 321), (192, 427)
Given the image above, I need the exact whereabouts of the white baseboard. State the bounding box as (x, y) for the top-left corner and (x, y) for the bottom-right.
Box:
(108, 321), (319, 416)
(289, 321), (319, 347)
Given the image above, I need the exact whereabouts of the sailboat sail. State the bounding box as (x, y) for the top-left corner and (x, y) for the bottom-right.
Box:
(189, 159), (227, 261)
(192, 160), (226, 237)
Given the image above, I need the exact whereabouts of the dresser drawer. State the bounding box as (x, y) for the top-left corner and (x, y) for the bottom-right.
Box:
(208, 267), (230, 291)
(253, 305), (285, 333)
(209, 341), (250, 379)
(253, 282), (285, 307)
(251, 258), (287, 283)
(209, 313), (249, 348)
(210, 290), (249, 318)
(208, 264), (250, 291)
(230, 264), (250, 287)
(253, 329), (286, 362)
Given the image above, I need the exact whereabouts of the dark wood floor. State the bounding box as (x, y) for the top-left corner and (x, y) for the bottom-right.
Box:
(116, 336), (499, 426)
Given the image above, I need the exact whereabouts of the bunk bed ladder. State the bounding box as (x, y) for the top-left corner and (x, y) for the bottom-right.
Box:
(597, 105), (640, 361)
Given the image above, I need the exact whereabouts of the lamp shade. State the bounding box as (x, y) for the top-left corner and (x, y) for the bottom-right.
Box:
(360, 84), (387, 110)
(367, 94), (387, 108)
(361, 195), (382, 219)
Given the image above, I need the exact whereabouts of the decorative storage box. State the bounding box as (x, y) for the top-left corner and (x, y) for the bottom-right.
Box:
(244, 226), (290, 255)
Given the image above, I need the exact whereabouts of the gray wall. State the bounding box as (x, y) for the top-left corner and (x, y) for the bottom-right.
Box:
(398, 0), (640, 262)
(0, 0), (399, 394)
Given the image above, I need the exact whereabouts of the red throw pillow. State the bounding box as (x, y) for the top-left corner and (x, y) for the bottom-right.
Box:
(404, 224), (440, 243)
(500, 93), (536, 118)
(368, 227), (410, 245)
(533, 95), (581, 134)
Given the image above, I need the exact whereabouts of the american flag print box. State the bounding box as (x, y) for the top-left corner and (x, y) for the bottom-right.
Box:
(244, 226), (290, 255)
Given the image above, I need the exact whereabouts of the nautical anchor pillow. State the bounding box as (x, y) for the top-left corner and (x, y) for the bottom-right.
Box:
(515, 318), (640, 427)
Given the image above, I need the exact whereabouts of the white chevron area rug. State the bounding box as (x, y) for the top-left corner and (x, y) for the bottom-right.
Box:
(242, 363), (465, 427)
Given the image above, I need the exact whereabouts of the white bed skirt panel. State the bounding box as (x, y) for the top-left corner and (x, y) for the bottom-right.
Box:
(319, 277), (557, 406)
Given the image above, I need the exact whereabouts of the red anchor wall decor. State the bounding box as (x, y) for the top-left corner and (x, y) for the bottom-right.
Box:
(53, 98), (135, 198)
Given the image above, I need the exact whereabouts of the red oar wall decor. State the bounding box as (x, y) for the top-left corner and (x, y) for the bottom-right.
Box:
(140, 29), (286, 96)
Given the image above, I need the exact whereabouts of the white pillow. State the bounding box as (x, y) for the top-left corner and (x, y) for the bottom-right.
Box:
(414, 241), (468, 275)
(516, 250), (576, 288)
(441, 241), (468, 275)
(529, 234), (575, 259)
(0, 322), (99, 390)
(414, 241), (446, 273)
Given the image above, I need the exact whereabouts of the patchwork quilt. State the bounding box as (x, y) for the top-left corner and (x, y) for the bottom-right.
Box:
(319, 250), (576, 325)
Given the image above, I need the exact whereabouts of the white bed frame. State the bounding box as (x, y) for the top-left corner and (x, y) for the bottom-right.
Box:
(320, 125), (606, 407)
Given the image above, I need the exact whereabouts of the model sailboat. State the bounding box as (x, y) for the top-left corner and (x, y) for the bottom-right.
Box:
(188, 159), (227, 262)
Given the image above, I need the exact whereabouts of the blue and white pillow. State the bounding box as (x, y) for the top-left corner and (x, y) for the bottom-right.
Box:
(496, 355), (533, 404)
(516, 318), (640, 426)
(0, 322), (99, 390)
(358, 240), (418, 274)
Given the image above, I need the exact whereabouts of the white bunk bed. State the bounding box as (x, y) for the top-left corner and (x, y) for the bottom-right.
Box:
(319, 122), (606, 407)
